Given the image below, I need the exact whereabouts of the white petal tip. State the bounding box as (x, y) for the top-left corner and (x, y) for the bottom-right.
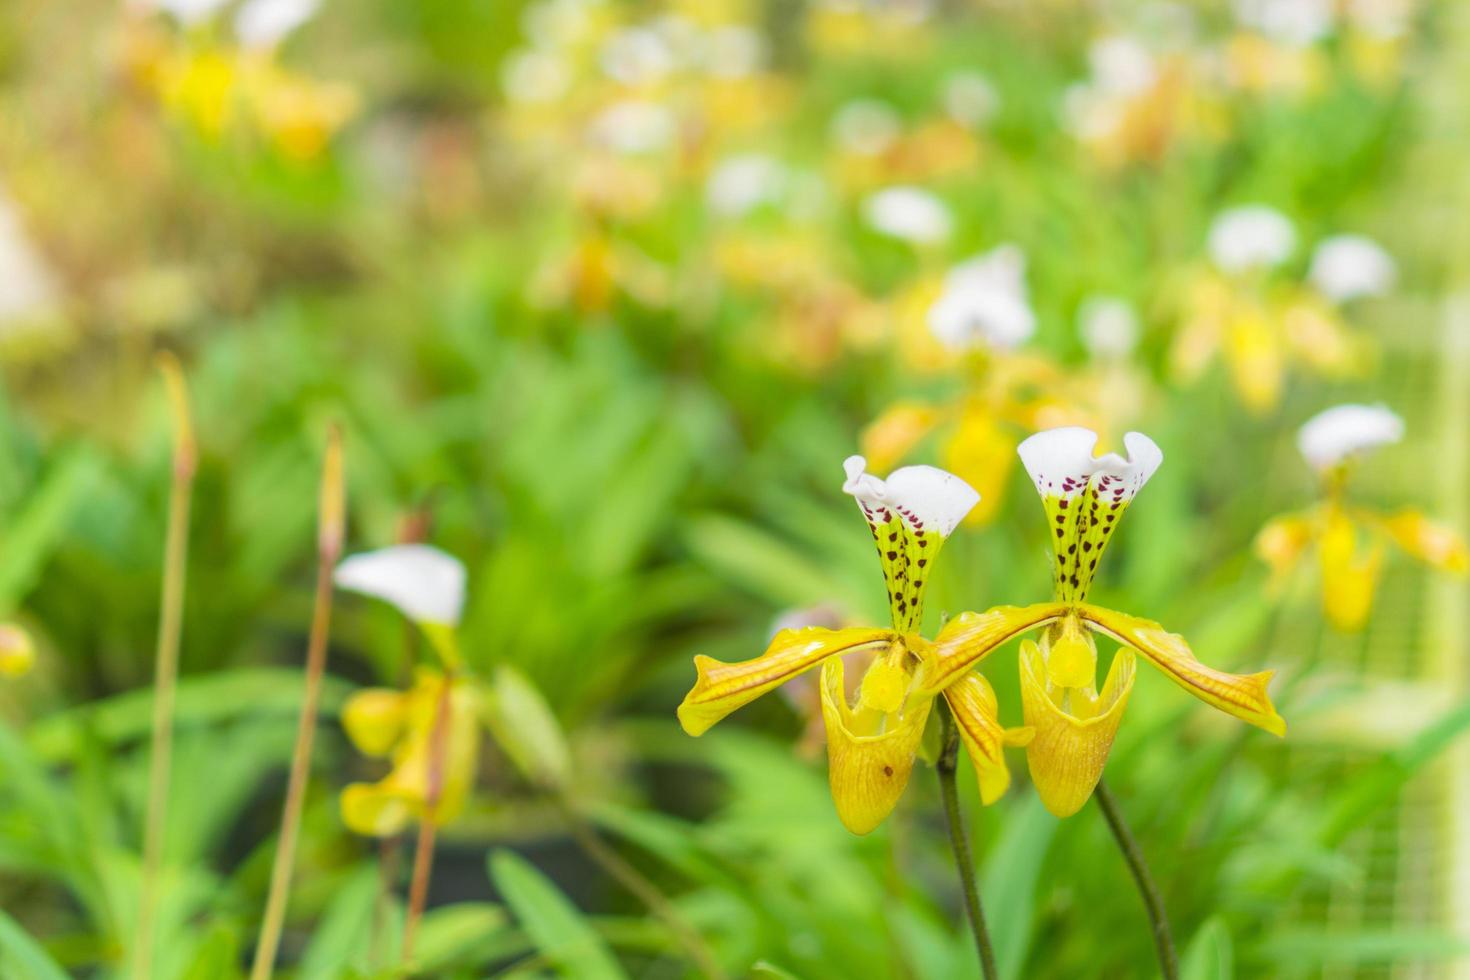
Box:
(335, 544), (467, 627)
(1297, 403), (1404, 470)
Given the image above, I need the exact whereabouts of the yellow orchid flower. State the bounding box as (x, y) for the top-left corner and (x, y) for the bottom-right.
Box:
(678, 456), (1045, 834)
(340, 668), (482, 837)
(1171, 209), (1376, 412)
(863, 247), (1093, 525)
(1256, 404), (1467, 632)
(0, 623), (36, 678)
(925, 427), (1285, 818)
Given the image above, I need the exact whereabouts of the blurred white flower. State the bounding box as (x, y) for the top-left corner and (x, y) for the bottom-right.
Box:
(587, 100), (677, 154)
(863, 186), (952, 245)
(1346, 0), (1413, 39)
(702, 25), (767, 78)
(335, 544), (467, 627)
(1208, 205), (1296, 273)
(706, 154), (788, 216)
(1309, 234), (1397, 302)
(600, 27), (675, 86)
(234, 0), (318, 48)
(502, 50), (572, 104)
(1233, 0), (1336, 46)
(944, 72), (1000, 128)
(1297, 403), (1404, 470)
(928, 244), (1035, 350)
(1089, 35), (1158, 96)
(0, 193), (59, 329)
(1078, 295), (1140, 358)
(831, 99), (902, 156)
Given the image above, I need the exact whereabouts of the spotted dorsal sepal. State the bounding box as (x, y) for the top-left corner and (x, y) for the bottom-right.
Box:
(1018, 428), (1163, 604)
(843, 456), (980, 633)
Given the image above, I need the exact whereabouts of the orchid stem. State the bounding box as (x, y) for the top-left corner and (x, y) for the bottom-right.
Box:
(936, 702), (998, 980)
(1094, 779), (1178, 980)
(133, 354), (197, 980)
(559, 801), (726, 979)
(401, 673), (453, 968)
(250, 427), (344, 980)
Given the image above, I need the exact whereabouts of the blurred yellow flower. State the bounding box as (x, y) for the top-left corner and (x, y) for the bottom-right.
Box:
(0, 623), (36, 678)
(341, 669), (482, 837)
(1256, 404), (1467, 632)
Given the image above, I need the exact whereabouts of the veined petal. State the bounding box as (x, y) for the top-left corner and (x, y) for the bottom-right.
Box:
(1017, 427), (1163, 603)
(843, 456), (979, 632)
(944, 672), (1032, 805)
(1383, 510), (1468, 574)
(1020, 640), (1134, 818)
(677, 626), (891, 736)
(1078, 604), (1285, 736)
(335, 544), (467, 627)
(860, 402), (944, 474)
(820, 658), (933, 835)
(927, 602), (1067, 690)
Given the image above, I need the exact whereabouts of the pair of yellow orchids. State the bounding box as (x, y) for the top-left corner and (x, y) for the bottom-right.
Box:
(679, 426), (1285, 832)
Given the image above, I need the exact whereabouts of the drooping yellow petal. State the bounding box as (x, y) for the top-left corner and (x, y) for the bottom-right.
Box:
(343, 689), (408, 757)
(861, 402), (944, 474)
(1224, 309), (1283, 414)
(944, 672), (1032, 806)
(1078, 604), (1285, 736)
(1020, 640), (1135, 818)
(1382, 509), (1468, 574)
(1320, 509), (1382, 633)
(942, 405), (1015, 526)
(340, 782), (414, 837)
(820, 658), (933, 835)
(677, 626), (891, 736)
(1254, 512), (1316, 588)
(927, 603), (1067, 691)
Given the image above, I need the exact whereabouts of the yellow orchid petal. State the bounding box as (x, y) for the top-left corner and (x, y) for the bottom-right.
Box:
(1225, 310), (1283, 414)
(340, 782), (414, 837)
(342, 689), (408, 757)
(944, 672), (1031, 806)
(1383, 509), (1468, 574)
(860, 402), (944, 474)
(927, 603), (1067, 691)
(941, 406), (1015, 527)
(1254, 512), (1315, 587)
(677, 627), (891, 736)
(1020, 640), (1135, 818)
(1078, 604), (1285, 736)
(1320, 509), (1382, 632)
(820, 658), (933, 835)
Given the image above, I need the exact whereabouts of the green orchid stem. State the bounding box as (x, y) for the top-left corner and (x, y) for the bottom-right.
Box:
(936, 703), (998, 980)
(134, 356), (196, 980)
(1094, 779), (1179, 980)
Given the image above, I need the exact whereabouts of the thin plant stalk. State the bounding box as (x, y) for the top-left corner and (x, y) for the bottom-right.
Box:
(559, 801), (726, 979)
(401, 672), (453, 967)
(936, 701), (998, 980)
(1094, 779), (1179, 980)
(133, 353), (198, 980)
(250, 426), (345, 980)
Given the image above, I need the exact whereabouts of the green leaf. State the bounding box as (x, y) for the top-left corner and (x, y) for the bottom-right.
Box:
(0, 910), (70, 980)
(413, 902), (509, 973)
(1181, 917), (1234, 980)
(488, 849), (627, 980)
(751, 961), (806, 979)
(0, 447), (98, 614)
(1257, 929), (1470, 965)
(180, 923), (243, 980)
(297, 864), (382, 980)
(481, 665), (572, 790)
(981, 795), (1057, 980)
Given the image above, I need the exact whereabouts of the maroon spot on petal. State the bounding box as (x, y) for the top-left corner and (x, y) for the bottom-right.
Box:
(887, 551), (898, 560)
(883, 765), (894, 777)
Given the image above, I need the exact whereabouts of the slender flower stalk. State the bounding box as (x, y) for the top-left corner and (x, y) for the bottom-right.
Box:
(1093, 780), (1178, 980)
(401, 673), (453, 966)
(250, 425), (345, 980)
(559, 801), (727, 979)
(134, 353), (198, 980)
(936, 702), (998, 980)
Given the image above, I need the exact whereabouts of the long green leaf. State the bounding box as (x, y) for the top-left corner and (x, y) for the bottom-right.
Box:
(488, 850), (627, 980)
